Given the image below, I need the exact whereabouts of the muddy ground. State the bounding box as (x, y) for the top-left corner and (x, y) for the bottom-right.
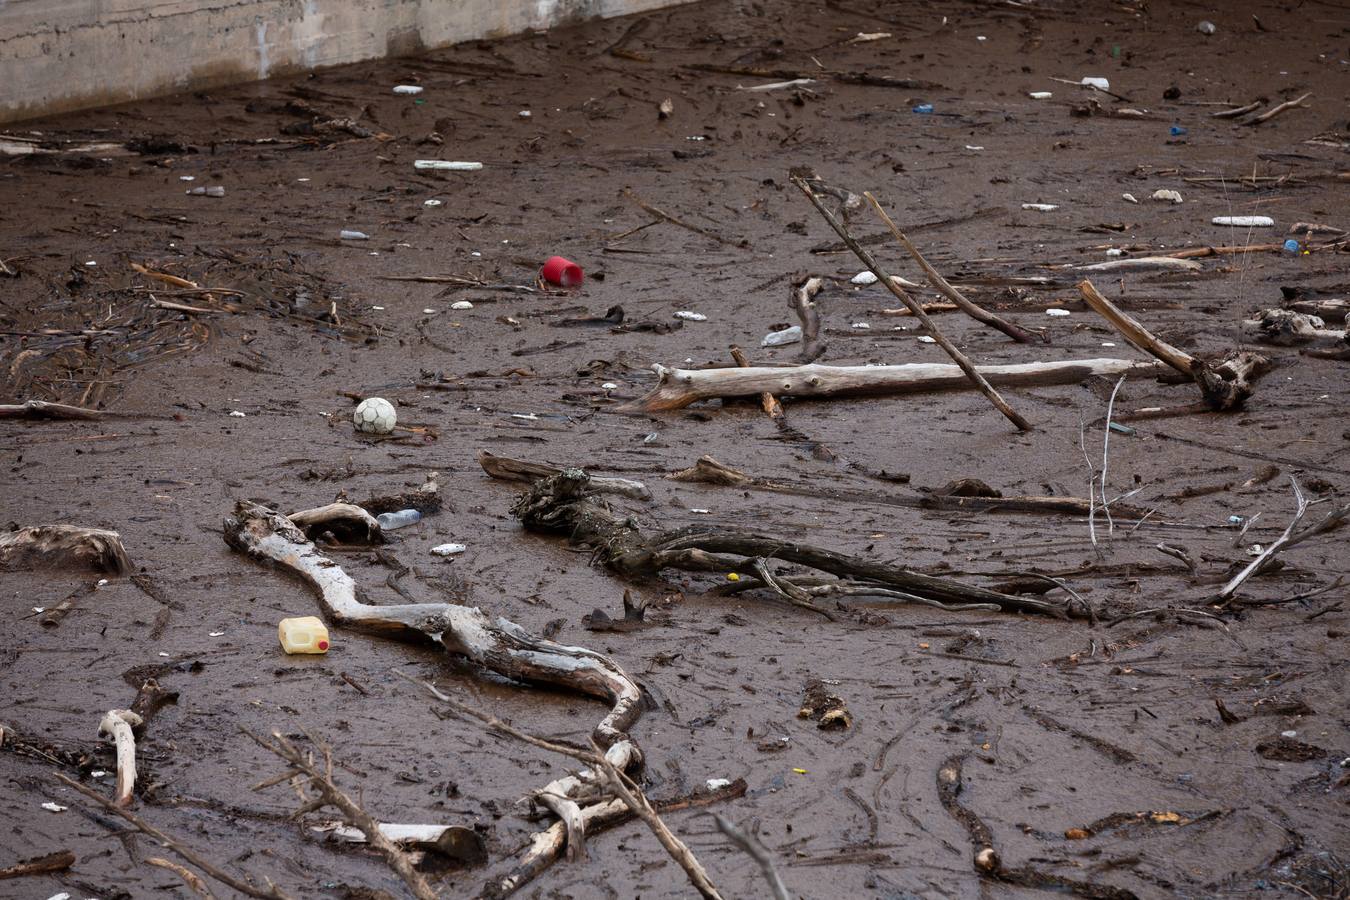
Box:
(2, 0), (1349, 897)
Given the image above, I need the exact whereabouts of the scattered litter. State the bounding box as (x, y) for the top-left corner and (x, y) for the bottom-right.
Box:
(917, 335), (936, 343)
(1281, 730), (1298, 738)
(1169, 125), (1188, 137)
(685, 135), (708, 141)
(1213, 215), (1274, 227)
(518, 110), (532, 117)
(727, 573), (740, 581)
(209, 630), (225, 636)
(1103, 342), (1116, 347)
(179, 175), (195, 181)
(761, 325), (802, 347)
(1081, 77), (1111, 91)
(851, 270), (879, 285)
(1152, 189), (1184, 203)
(423, 199), (443, 207)
(601, 382), (618, 391)
(1022, 203), (1059, 211)
(541, 255), (583, 287)
(431, 543), (467, 557)
(278, 615), (329, 654)
(1123, 193), (1138, 203)
(353, 397), (397, 435)
(422, 308), (436, 314)
(42, 802), (68, 812)
(1283, 238), (1300, 254)
(674, 311), (707, 321)
(46, 894), (71, 900)
(851, 322), (871, 329)
(1029, 91), (1053, 99)
(706, 777), (733, 790)
(1046, 308), (1071, 317)
(413, 160), (483, 171)
(32, 606), (44, 612)
(339, 229), (370, 240)
(658, 98), (674, 119)
(92, 770), (108, 777)
(185, 186), (225, 197)
(1106, 248), (1124, 257)
(850, 32), (890, 42)
(393, 85), (423, 95)
(450, 300), (474, 310)
(1197, 20), (1216, 35)
(690, 508), (712, 514)
(965, 145), (984, 151)
(377, 508), (422, 530)
(228, 410), (246, 418)
(793, 767), (809, 775)
(912, 103), (934, 114)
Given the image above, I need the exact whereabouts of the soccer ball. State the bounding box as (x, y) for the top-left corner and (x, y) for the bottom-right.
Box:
(353, 397), (397, 435)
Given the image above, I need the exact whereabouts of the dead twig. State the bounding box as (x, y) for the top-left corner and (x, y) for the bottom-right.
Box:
(1212, 98), (1266, 119)
(729, 346), (784, 419)
(243, 728), (437, 900)
(622, 187), (747, 249)
(863, 193), (1043, 344)
(794, 175), (1032, 431)
(711, 814), (791, 900)
(1243, 92), (1311, 125)
(52, 772), (292, 899)
(146, 857), (216, 898)
(1214, 478), (1348, 603)
(0, 400), (106, 420)
(0, 850), (76, 881)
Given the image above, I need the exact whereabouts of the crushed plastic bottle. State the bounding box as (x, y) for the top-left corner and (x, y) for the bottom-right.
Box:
(1283, 238), (1300, 254)
(278, 616), (330, 654)
(912, 103), (934, 114)
(392, 85), (424, 95)
(1197, 20), (1216, 35)
(186, 186), (225, 197)
(761, 325), (803, 347)
(376, 509), (421, 530)
(413, 160), (483, 171)
(339, 229), (370, 240)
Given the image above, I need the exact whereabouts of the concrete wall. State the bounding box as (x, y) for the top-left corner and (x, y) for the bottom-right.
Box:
(0, 0), (684, 125)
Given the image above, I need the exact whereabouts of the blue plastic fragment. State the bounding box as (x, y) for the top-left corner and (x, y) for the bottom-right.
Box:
(1283, 238), (1300, 253)
(1169, 124), (1187, 136)
(912, 103), (934, 114)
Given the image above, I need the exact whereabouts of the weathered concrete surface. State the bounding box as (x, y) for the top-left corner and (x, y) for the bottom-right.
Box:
(0, 0), (686, 124)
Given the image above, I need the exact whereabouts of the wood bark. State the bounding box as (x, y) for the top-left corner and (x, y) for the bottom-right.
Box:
(0, 525), (131, 574)
(633, 358), (1165, 411)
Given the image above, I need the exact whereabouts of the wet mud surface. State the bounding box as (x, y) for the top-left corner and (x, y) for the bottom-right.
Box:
(2, 0), (1349, 897)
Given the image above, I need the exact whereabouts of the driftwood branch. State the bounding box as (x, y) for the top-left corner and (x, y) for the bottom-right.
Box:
(1243, 91), (1310, 125)
(478, 450), (652, 501)
(728, 346), (784, 419)
(0, 850), (76, 881)
(633, 358), (1164, 411)
(53, 772), (292, 899)
(243, 728), (438, 900)
(286, 503), (384, 543)
(711, 813), (792, 900)
(145, 857), (216, 898)
(0, 525), (131, 574)
(862, 192), (1043, 344)
(791, 276), (827, 362)
(792, 174), (1032, 431)
(0, 400), (105, 420)
(1077, 280), (1267, 410)
(515, 469), (1075, 618)
(97, 709), (143, 806)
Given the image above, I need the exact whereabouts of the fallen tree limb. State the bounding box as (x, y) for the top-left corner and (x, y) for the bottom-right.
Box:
(0, 400), (105, 420)
(794, 175), (1032, 431)
(224, 501), (642, 864)
(97, 709), (143, 806)
(863, 192), (1043, 344)
(53, 772), (292, 899)
(1077, 280), (1267, 410)
(286, 503), (384, 543)
(515, 469), (1075, 618)
(478, 451), (652, 500)
(631, 357), (1165, 411)
(792, 276), (827, 362)
(0, 850), (76, 881)
(0, 525), (131, 574)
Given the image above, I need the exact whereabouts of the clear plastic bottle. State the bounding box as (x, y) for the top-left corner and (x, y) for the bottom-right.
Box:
(186, 186), (225, 197)
(278, 616), (329, 654)
(377, 509), (421, 530)
(339, 229), (370, 240)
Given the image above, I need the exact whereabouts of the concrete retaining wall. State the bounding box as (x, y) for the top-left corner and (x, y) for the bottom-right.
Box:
(0, 0), (684, 124)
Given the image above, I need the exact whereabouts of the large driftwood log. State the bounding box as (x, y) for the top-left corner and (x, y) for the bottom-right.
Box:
(223, 501), (642, 863)
(514, 470), (1076, 618)
(0, 525), (131, 574)
(632, 358), (1165, 412)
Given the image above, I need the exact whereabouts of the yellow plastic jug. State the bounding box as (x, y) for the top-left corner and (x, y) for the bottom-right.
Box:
(278, 616), (330, 654)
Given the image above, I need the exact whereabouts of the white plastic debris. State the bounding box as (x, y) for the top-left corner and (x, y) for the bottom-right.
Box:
(1281, 730), (1297, 738)
(393, 85), (424, 95)
(706, 778), (733, 790)
(1122, 193), (1138, 203)
(179, 175), (195, 181)
(413, 160), (483, 171)
(1213, 215), (1274, 227)
(965, 145), (984, 151)
(42, 802), (68, 812)
(1197, 20), (1216, 35)
(1106, 248), (1124, 257)
(1029, 91), (1053, 99)
(450, 300), (474, 310)
(601, 382), (619, 391)
(1151, 189), (1184, 204)
(228, 410), (246, 418)
(32, 607), (44, 613)
(209, 630), (225, 636)
(851, 32), (891, 42)
(851, 270), (879, 285)
(851, 322), (871, 329)
(1081, 77), (1111, 91)
(737, 78), (816, 92)
(674, 310), (707, 321)
(761, 325), (802, 347)
(518, 110), (532, 117)
(690, 508), (712, 514)
(1046, 308), (1072, 317)
(46, 894), (71, 900)
(97, 578), (108, 587)
(422, 308), (436, 314)
(917, 335), (936, 343)
(431, 543), (467, 557)
(424, 199), (443, 207)
(185, 185), (225, 197)
(1022, 203), (1059, 211)
(339, 229), (370, 240)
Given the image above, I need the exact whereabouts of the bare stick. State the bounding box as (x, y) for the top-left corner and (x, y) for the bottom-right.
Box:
(243, 728), (437, 900)
(97, 709), (143, 806)
(729, 346), (784, 419)
(52, 773), (292, 899)
(146, 857), (216, 898)
(710, 814), (791, 900)
(863, 193), (1042, 344)
(0, 400), (105, 420)
(1212, 98), (1266, 119)
(1077, 281), (1193, 374)
(0, 850), (75, 880)
(622, 187), (746, 248)
(1214, 477), (1309, 602)
(791, 276), (827, 362)
(1244, 92), (1311, 125)
(793, 175), (1032, 431)
(634, 357), (1163, 412)
(1100, 376), (1126, 534)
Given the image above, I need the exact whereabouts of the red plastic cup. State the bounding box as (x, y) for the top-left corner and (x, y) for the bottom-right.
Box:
(541, 255), (583, 287)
